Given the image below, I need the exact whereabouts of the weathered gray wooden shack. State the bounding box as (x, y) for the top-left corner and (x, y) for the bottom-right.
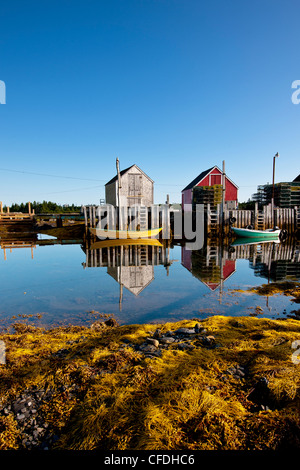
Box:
(105, 164), (154, 207)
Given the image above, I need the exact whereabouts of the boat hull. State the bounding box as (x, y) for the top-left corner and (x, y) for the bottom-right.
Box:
(89, 227), (162, 240)
(90, 238), (163, 249)
(231, 227), (281, 239)
(231, 237), (280, 247)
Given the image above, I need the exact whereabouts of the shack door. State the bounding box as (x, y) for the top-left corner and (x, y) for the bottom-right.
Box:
(128, 173), (142, 206)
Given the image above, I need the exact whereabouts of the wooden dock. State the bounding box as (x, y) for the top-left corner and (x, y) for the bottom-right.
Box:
(207, 203), (300, 237)
(0, 201), (86, 229)
(0, 201), (34, 222)
(1, 199), (299, 242)
(82, 204), (172, 239)
(0, 202), (35, 233)
(83, 202), (300, 243)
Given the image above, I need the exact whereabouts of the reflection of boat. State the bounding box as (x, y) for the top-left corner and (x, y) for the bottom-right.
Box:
(230, 237), (280, 247)
(90, 238), (163, 249)
(89, 227), (162, 240)
(231, 227), (281, 239)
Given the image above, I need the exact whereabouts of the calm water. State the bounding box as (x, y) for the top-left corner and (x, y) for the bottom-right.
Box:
(0, 233), (299, 329)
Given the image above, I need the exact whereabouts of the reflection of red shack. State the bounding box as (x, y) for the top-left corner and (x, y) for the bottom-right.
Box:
(182, 166), (238, 211)
(181, 246), (236, 291)
(203, 259), (236, 291)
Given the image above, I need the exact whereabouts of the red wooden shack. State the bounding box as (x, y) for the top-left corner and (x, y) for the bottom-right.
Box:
(181, 166), (238, 210)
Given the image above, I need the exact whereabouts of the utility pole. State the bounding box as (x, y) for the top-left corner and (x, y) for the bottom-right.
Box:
(272, 152), (279, 228)
(116, 157), (122, 206)
(221, 160), (226, 232)
(116, 157), (122, 230)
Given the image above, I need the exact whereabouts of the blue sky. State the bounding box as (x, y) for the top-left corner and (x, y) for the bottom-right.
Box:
(0, 0), (299, 206)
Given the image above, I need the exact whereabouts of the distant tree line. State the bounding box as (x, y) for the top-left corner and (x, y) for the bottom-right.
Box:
(238, 200), (256, 210)
(6, 201), (82, 214)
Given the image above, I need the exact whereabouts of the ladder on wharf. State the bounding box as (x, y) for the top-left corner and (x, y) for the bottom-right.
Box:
(256, 208), (265, 230)
(206, 205), (221, 237)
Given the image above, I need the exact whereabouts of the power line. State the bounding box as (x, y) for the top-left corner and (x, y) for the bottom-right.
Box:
(45, 185), (103, 195)
(0, 167), (260, 189)
(0, 167), (106, 182)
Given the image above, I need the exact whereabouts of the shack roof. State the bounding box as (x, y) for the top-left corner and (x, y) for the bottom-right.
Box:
(182, 165), (238, 192)
(105, 164), (154, 186)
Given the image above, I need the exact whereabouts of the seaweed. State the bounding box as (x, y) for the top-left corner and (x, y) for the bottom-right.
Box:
(0, 315), (300, 450)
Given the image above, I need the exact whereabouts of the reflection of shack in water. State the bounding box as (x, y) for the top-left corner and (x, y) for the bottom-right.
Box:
(82, 241), (175, 308)
(181, 244), (236, 291)
(227, 239), (300, 283)
(182, 240), (300, 290)
(247, 241), (300, 282)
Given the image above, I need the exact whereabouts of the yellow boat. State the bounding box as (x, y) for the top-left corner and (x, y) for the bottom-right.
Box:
(89, 227), (162, 240)
(90, 238), (163, 249)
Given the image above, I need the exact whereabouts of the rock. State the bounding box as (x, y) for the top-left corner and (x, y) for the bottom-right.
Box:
(160, 337), (175, 344)
(227, 365), (246, 379)
(194, 323), (207, 334)
(139, 344), (158, 353)
(144, 350), (162, 358)
(255, 306), (263, 313)
(231, 321), (245, 328)
(200, 335), (217, 348)
(53, 348), (69, 358)
(201, 335), (215, 343)
(175, 328), (195, 335)
(90, 321), (106, 331)
(177, 343), (195, 351)
(153, 329), (161, 339)
(104, 318), (119, 327)
(146, 338), (159, 348)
